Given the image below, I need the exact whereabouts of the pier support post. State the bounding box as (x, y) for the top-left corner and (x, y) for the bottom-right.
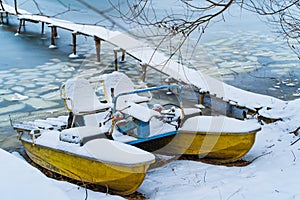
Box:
(113, 48), (126, 71)
(0, 12), (3, 24)
(114, 49), (118, 71)
(94, 36), (101, 62)
(41, 22), (45, 35)
(16, 19), (23, 34)
(49, 25), (57, 49)
(54, 26), (58, 38)
(0, 0), (5, 24)
(69, 32), (79, 58)
(121, 49), (126, 62)
(141, 64), (147, 82)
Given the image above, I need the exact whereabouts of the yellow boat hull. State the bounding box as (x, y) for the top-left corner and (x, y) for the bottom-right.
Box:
(22, 141), (150, 195)
(158, 130), (257, 163)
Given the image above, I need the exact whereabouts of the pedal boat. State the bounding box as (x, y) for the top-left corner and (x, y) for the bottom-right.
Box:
(17, 127), (155, 195)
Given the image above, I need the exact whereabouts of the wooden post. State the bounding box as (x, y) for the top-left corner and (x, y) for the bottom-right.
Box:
(94, 36), (101, 62)
(0, 0), (4, 24)
(49, 26), (56, 48)
(72, 32), (76, 55)
(141, 64), (147, 82)
(41, 22), (45, 35)
(16, 19), (23, 34)
(114, 49), (118, 71)
(54, 26), (58, 38)
(121, 49), (126, 62)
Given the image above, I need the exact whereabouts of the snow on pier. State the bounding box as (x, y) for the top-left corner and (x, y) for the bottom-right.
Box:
(1, 3), (290, 120)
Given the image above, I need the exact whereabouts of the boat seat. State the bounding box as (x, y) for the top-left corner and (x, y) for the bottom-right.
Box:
(60, 78), (112, 114)
(60, 78), (112, 127)
(123, 103), (160, 122)
(59, 126), (107, 145)
(84, 138), (155, 165)
(98, 71), (151, 110)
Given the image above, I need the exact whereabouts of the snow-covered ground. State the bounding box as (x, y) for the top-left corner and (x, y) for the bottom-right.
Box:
(0, 149), (124, 200)
(1, 99), (299, 199)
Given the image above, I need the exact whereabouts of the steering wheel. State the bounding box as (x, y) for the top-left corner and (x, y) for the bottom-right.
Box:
(161, 103), (181, 130)
(162, 103), (180, 110)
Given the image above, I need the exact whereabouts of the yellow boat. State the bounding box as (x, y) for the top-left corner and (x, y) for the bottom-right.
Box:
(156, 116), (261, 163)
(17, 127), (155, 195)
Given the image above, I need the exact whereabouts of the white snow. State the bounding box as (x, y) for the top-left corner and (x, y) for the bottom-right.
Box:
(124, 103), (160, 122)
(180, 116), (261, 133)
(48, 44), (57, 49)
(68, 53), (79, 58)
(0, 148), (70, 200)
(84, 139), (155, 165)
(0, 149), (124, 200)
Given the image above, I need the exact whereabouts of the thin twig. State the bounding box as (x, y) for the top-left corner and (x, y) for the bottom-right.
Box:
(291, 137), (300, 146)
(290, 127), (300, 136)
(85, 187), (88, 200)
(250, 151), (272, 163)
(291, 150), (296, 162)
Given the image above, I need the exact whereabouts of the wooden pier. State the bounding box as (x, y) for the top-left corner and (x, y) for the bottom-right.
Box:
(1, 2), (126, 65)
(0, 2), (285, 120)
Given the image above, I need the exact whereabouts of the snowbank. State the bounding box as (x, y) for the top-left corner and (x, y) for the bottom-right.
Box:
(0, 148), (70, 200)
(0, 149), (124, 200)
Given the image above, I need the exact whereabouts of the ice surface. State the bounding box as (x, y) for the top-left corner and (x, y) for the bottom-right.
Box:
(0, 104), (25, 114)
(24, 98), (59, 109)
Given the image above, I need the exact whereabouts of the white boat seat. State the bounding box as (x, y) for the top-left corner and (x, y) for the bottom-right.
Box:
(123, 103), (161, 122)
(59, 126), (106, 145)
(84, 138), (155, 165)
(99, 71), (151, 110)
(60, 78), (112, 115)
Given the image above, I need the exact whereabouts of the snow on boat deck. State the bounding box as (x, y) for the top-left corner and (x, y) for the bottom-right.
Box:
(2, 3), (287, 115)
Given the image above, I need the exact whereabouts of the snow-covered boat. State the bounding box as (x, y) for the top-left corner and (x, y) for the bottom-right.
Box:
(16, 126), (155, 195)
(163, 116), (261, 163)
(13, 72), (261, 166)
